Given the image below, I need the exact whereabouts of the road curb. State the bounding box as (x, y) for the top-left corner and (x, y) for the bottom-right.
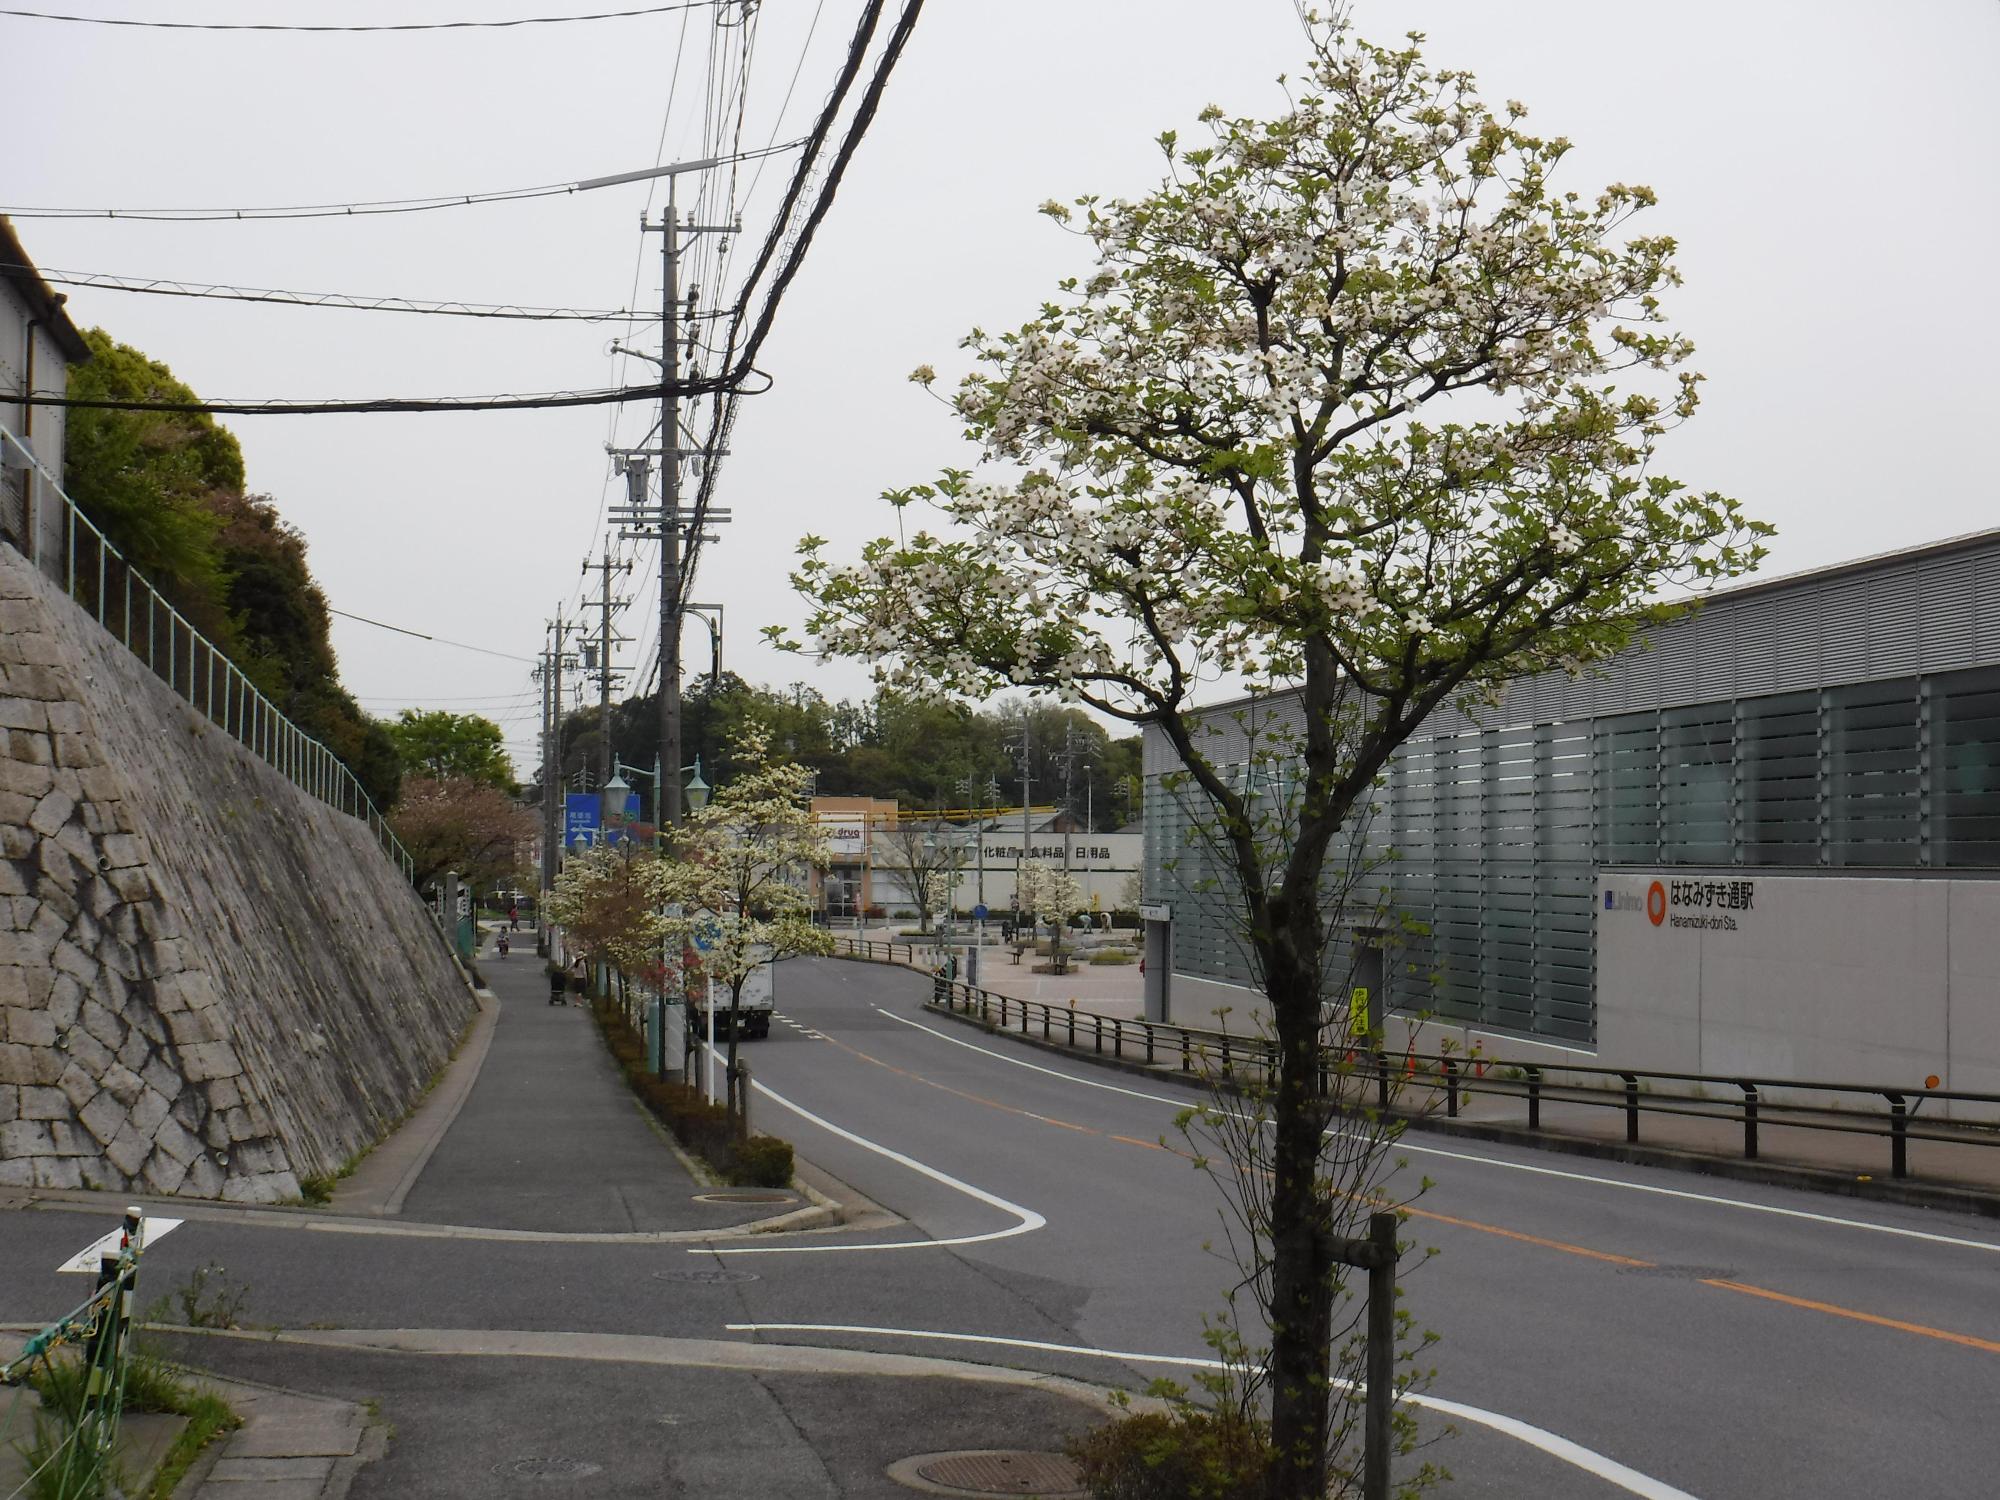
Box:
(916, 1001), (2000, 1221)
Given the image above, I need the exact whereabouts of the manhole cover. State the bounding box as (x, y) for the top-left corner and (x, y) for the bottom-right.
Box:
(891, 1450), (1085, 1498)
(1617, 1264), (1736, 1282)
(493, 1456), (604, 1481)
(694, 1190), (795, 1204)
(651, 1268), (760, 1284)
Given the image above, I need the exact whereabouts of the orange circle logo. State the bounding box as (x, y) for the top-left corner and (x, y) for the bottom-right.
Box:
(1646, 881), (1667, 926)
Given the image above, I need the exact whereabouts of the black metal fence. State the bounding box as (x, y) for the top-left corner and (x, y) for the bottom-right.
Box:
(831, 939), (2000, 1184)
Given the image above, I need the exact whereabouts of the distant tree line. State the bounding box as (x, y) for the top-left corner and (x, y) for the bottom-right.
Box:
(541, 677), (1143, 832)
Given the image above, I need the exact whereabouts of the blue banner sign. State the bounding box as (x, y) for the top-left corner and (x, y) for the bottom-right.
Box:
(564, 793), (600, 849)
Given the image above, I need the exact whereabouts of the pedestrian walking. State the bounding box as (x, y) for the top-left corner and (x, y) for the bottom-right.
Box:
(508, 903), (520, 931)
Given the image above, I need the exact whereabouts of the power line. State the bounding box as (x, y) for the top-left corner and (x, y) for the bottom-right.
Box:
(24, 369), (771, 417)
(18, 267), (648, 322)
(328, 607), (536, 662)
(0, 136), (803, 221)
(0, 2), (719, 33)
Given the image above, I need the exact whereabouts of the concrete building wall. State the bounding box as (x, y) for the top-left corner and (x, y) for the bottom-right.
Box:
(0, 219), (88, 579)
(1596, 868), (2000, 1116)
(0, 545), (475, 1199)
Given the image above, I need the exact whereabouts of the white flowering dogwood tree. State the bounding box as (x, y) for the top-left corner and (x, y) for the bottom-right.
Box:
(545, 842), (674, 1009)
(789, 21), (1766, 1496)
(658, 725), (835, 1100)
(1015, 860), (1082, 967)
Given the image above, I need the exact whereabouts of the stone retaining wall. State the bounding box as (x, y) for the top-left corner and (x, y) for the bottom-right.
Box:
(0, 546), (476, 1200)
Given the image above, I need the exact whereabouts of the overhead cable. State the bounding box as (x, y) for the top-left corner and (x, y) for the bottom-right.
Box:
(17, 267), (643, 321)
(24, 377), (761, 418)
(0, 2), (718, 32)
(328, 608), (536, 662)
(0, 136), (803, 222)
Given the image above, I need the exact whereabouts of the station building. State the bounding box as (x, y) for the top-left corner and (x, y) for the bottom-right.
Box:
(1141, 530), (2000, 1093)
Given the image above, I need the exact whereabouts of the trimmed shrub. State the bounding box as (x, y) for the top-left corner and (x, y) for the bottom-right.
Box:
(1066, 1409), (1273, 1500)
(1089, 948), (1134, 965)
(730, 1135), (794, 1188)
(591, 999), (795, 1188)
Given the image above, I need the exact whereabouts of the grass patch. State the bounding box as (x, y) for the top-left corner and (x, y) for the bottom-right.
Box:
(145, 1390), (239, 1500)
(18, 1348), (239, 1500)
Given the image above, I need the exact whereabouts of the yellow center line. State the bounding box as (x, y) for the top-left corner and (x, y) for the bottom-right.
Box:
(1399, 1204), (1655, 1268)
(817, 1031), (1109, 1139)
(1700, 1279), (2000, 1355)
(809, 1010), (2000, 1355)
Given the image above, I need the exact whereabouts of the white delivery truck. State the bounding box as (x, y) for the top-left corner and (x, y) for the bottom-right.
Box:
(688, 942), (774, 1040)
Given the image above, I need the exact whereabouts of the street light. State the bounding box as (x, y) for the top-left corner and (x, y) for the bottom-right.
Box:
(684, 757), (710, 812)
(601, 770), (631, 846)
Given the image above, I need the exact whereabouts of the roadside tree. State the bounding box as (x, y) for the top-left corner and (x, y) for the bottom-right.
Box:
(873, 818), (967, 931)
(1016, 861), (1081, 970)
(791, 18), (1766, 1497)
(387, 710), (517, 791)
(392, 775), (535, 894)
(544, 842), (673, 1008)
(658, 725), (835, 1116)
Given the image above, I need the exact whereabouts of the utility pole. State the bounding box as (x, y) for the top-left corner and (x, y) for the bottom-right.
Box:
(657, 184), (685, 831)
(581, 547), (632, 792)
(1061, 721), (1078, 876)
(622, 185), (733, 830)
(538, 609), (576, 922)
(1012, 718), (1033, 927)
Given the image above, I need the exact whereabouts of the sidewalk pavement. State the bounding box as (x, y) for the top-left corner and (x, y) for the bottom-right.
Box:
(337, 924), (805, 1236)
(181, 1369), (380, 1500)
(0, 1338), (373, 1500)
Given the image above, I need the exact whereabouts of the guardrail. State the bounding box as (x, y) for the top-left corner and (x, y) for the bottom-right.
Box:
(840, 941), (2000, 1184)
(1, 422), (416, 883)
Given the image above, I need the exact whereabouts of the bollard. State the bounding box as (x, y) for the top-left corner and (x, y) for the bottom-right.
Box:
(1887, 1092), (1909, 1178)
(1443, 1057), (1459, 1118)
(1526, 1066), (1543, 1131)
(1365, 1211), (1396, 1500)
(1622, 1073), (1640, 1144)
(1741, 1082), (1760, 1160)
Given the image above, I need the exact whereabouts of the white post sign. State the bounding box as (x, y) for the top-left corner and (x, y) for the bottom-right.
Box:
(57, 1217), (182, 1274)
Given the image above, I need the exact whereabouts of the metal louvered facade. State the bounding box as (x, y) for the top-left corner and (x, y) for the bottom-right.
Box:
(1143, 529), (2000, 1046)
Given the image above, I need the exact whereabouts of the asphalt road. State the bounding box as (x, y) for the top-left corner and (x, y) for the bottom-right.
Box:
(5, 953), (1998, 1498)
(721, 959), (2000, 1500)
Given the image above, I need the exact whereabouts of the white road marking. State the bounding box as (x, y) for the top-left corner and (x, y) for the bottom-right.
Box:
(696, 1073), (1045, 1255)
(878, 1008), (2000, 1258)
(727, 1322), (1700, 1500)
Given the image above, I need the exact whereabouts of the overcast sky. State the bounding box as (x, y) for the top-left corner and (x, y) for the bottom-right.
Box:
(12, 0), (1999, 778)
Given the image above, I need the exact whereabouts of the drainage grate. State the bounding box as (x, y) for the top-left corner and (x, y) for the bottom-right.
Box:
(492, 1457), (604, 1481)
(651, 1268), (760, 1285)
(694, 1190), (796, 1204)
(1617, 1264), (1736, 1282)
(892, 1450), (1085, 1498)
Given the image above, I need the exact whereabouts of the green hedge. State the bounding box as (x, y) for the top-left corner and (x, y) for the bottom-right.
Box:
(592, 1000), (794, 1188)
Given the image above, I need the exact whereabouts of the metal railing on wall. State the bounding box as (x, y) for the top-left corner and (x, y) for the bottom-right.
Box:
(0, 423), (416, 884)
(830, 936), (2000, 1186)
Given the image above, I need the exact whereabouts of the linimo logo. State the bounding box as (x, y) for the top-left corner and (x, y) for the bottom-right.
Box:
(1602, 886), (1646, 915)
(1647, 881), (1668, 926)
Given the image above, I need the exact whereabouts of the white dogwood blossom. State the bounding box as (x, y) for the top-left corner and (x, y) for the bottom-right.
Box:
(787, 25), (1769, 1491)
